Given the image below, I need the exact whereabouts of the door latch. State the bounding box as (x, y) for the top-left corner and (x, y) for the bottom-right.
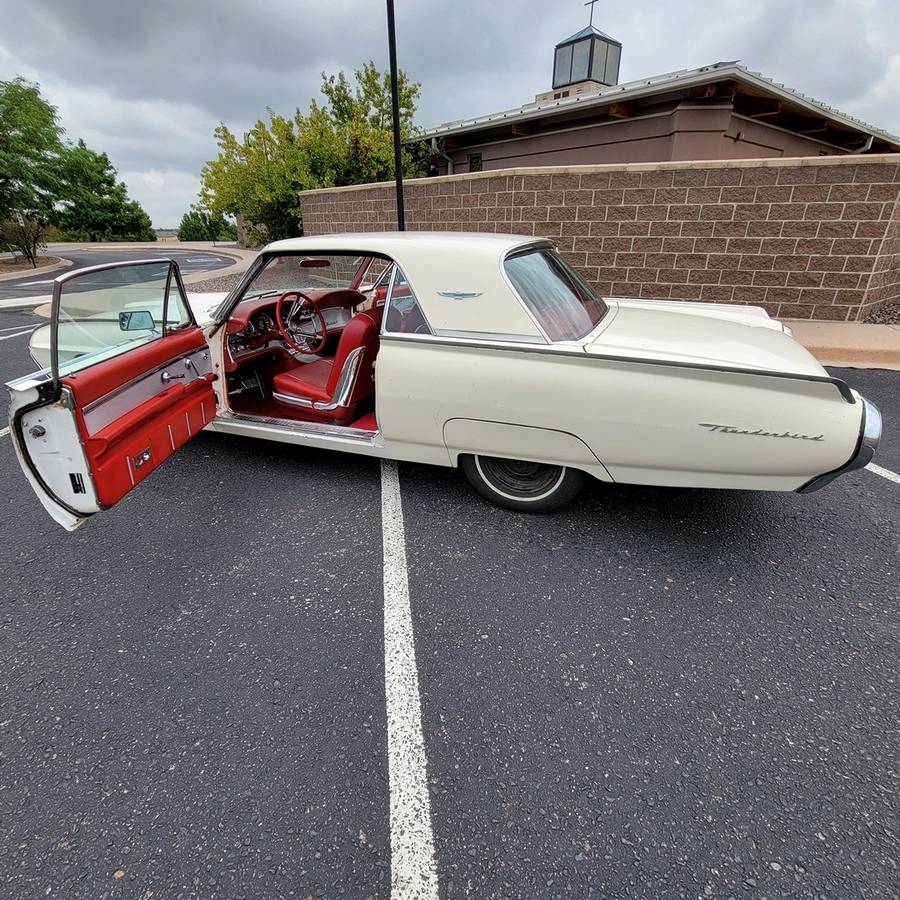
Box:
(29, 425), (46, 438)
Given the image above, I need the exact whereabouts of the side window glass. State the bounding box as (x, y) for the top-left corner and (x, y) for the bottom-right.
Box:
(383, 269), (432, 335)
(52, 261), (192, 378)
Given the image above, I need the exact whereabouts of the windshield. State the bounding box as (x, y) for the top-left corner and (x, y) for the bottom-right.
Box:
(238, 254), (367, 301)
(504, 248), (607, 341)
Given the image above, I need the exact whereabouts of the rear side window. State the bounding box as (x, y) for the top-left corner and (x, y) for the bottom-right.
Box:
(504, 249), (607, 341)
(383, 269), (432, 335)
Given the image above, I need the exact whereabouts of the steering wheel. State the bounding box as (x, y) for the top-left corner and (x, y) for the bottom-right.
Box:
(275, 291), (328, 355)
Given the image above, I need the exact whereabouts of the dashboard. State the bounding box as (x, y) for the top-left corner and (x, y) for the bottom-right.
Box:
(226, 306), (280, 368)
(224, 289), (365, 371)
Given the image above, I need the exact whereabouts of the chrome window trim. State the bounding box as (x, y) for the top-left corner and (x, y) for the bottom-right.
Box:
(498, 240), (555, 343)
(379, 331), (856, 402)
(380, 331), (584, 357)
(380, 262), (435, 337)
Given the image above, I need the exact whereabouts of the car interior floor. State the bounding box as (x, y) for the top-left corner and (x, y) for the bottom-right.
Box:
(226, 355), (378, 431)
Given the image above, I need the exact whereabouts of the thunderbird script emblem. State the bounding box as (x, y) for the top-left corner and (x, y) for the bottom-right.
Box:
(699, 423), (824, 442)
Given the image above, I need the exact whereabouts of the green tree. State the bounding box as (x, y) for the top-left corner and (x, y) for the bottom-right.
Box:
(53, 140), (155, 241)
(200, 62), (423, 244)
(0, 77), (63, 264)
(177, 207), (235, 241)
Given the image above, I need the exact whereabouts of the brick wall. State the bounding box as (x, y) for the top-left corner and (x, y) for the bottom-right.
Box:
(298, 155), (900, 321)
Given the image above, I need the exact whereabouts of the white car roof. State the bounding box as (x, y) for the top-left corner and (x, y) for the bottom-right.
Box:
(264, 231), (542, 257)
(263, 231), (551, 338)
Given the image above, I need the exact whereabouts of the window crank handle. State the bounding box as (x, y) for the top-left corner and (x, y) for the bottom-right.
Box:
(161, 371), (186, 384)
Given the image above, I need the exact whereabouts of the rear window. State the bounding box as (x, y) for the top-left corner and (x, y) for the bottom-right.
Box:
(504, 248), (607, 341)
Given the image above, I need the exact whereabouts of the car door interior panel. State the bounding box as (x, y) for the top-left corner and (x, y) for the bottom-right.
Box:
(66, 329), (215, 508)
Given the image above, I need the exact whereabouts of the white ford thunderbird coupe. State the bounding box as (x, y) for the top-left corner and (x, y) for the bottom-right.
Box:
(7, 232), (882, 529)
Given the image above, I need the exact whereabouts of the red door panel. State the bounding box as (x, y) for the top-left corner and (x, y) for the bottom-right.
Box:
(64, 328), (207, 407)
(64, 328), (215, 509)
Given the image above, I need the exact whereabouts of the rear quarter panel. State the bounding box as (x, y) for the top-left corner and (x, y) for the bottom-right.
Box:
(375, 339), (862, 491)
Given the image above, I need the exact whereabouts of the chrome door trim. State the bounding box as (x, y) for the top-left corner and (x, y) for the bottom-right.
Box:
(226, 411), (380, 444)
(81, 347), (212, 436)
(433, 328), (546, 344)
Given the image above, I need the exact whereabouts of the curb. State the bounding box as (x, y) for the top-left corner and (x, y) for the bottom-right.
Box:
(0, 256), (73, 283)
(787, 321), (900, 372)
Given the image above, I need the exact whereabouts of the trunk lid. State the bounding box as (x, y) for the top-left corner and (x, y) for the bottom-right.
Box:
(587, 299), (824, 377)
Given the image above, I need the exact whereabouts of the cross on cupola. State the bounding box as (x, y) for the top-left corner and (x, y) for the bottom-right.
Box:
(551, 4), (621, 90)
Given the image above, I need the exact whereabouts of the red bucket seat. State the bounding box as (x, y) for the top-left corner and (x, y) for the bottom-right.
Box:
(272, 310), (380, 424)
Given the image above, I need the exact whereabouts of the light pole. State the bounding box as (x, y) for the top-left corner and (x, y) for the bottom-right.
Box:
(386, 0), (406, 230)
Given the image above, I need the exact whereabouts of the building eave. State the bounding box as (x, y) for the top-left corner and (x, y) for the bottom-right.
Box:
(420, 62), (900, 150)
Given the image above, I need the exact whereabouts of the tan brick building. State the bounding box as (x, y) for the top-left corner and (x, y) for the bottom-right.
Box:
(298, 155), (900, 322)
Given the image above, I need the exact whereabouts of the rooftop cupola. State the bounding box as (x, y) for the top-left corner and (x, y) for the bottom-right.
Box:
(552, 24), (622, 90)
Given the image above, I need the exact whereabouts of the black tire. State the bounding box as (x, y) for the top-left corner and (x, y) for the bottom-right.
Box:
(460, 454), (585, 512)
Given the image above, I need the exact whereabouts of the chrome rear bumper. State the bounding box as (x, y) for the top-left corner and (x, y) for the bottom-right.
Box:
(798, 396), (882, 493)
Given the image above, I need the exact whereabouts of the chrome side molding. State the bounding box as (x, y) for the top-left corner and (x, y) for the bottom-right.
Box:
(380, 331), (856, 404)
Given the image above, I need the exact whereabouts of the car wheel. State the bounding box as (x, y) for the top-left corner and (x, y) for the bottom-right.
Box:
(460, 454), (585, 512)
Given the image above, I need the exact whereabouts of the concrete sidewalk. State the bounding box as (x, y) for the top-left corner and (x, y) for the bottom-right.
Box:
(788, 320), (900, 371)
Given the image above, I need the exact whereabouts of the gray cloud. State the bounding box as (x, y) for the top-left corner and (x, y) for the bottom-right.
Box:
(1, 0), (898, 226)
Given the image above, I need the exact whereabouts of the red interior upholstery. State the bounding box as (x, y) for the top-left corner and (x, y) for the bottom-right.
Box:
(272, 359), (332, 404)
(64, 328), (215, 509)
(272, 311), (379, 424)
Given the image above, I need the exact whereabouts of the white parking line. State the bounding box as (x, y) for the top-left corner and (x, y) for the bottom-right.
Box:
(0, 323), (36, 332)
(0, 328), (33, 342)
(0, 426), (9, 439)
(867, 462), (900, 486)
(380, 460), (438, 900)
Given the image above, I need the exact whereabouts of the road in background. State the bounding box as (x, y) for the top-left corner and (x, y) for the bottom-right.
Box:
(0, 247), (235, 303)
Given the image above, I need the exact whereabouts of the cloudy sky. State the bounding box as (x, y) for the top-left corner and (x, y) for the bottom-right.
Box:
(1, 0), (898, 227)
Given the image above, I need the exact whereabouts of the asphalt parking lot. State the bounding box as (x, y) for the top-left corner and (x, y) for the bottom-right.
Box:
(0, 248), (234, 303)
(1, 302), (898, 899)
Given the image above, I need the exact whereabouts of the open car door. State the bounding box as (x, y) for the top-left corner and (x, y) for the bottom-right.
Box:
(7, 259), (215, 531)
